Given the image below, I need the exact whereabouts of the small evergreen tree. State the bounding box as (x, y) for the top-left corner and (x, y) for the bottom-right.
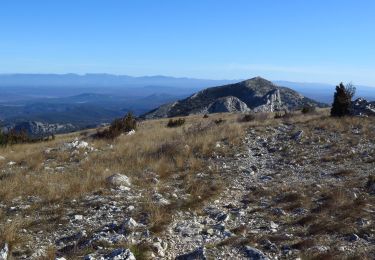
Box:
(94, 112), (137, 139)
(0, 130), (4, 146)
(331, 82), (356, 117)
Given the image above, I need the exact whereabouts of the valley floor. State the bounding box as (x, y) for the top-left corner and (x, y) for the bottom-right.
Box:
(0, 110), (374, 259)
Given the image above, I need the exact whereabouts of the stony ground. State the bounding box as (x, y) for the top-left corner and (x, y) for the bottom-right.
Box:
(0, 114), (374, 259)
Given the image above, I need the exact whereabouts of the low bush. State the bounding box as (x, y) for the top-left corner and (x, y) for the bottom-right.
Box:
(331, 82), (356, 117)
(0, 129), (44, 146)
(275, 110), (293, 119)
(203, 114), (209, 118)
(301, 104), (316, 114)
(214, 118), (226, 125)
(167, 118), (185, 128)
(239, 113), (256, 122)
(94, 112), (137, 139)
(366, 174), (375, 189)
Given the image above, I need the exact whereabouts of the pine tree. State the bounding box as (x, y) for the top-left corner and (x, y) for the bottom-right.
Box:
(331, 82), (356, 117)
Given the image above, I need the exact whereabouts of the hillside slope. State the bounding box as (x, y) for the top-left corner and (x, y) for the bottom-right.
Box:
(143, 77), (326, 119)
(0, 111), (374, 259)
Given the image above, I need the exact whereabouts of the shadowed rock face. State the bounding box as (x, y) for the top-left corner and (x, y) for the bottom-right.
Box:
(142, 77), (325, 119)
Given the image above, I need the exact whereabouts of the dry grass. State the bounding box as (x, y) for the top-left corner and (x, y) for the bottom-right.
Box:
(1, 110), (374, 258)
(0, 114), (243, 203)
(0, 219), (24, 251)
(0, 113), (248, 256)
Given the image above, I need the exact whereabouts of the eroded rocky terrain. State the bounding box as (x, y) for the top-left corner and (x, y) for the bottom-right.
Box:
(0, 112), (374, 259)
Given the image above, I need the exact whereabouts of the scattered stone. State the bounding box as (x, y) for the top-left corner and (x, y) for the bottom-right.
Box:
(0, 243), (9, 260)
(250, 165), (258, 172)
(0, 156), (5, 161)
(127, 130), (136, 136)
(74, 215), (83, 220)
(152, 192), (170, 205)
(307, 245), (330, 253)
(65, 139), (88, 149)
(243, 246), (269, 260)
(176, 247), (207, 260)
(262, 239), (278, 252)
(348, 233), (360, 242)
(103, 248), (136, 260)
(270, 221), (279, 230)
(7, 161), (16, 166)
(106, 174), (131, 187)
(271, 208), (286, 216)
(152, 238), (167, 257)
(259, 176), (273, 181)
(216, 212), (230, 222)
(291, 130), (304, 141)
(122, 217), (138, 229)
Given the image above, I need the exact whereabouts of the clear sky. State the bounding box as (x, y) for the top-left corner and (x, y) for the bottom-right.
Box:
(1, 0), (375, 85)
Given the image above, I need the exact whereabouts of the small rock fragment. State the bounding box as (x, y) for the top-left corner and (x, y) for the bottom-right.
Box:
(291, 130), (304, 141)
(176, 247), (206, 260)
(104, 248), (136, 260)
(243, 246), (269, 260)
(74, 215), (83, 220)
(106, 174), (131, 187)
(0, 243), (9, 260)
(348, 233), (360, 242)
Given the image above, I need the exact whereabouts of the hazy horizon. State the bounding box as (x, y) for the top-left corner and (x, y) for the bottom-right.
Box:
(1, 73), (375, 88)
(1, 1), (375, 85)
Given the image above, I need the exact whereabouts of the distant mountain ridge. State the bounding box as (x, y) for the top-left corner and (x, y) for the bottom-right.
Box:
(143, 77), (326, 119)
(275, 81), (375, 103)
(0, 73), (237, 88)
(1, 74), (374, 136)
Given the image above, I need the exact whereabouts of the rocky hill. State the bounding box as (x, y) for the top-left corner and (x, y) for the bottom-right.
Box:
(143, 77), (326, 119)
(1, 121), (77, 138)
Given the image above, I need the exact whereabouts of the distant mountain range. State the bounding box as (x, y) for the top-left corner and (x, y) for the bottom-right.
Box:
(0, 73), (237, 89)
(0, 73), (374, 135)
(143, 77), (326, 119)
(275, 81), (375, 103)
(0, 74), (238, 135)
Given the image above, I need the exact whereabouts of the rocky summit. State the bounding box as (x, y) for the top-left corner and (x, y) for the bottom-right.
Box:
(142, 77), (326, 119)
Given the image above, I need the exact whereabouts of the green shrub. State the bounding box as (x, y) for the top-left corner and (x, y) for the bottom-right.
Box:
(275, 110), (293, 119)
(214, 118), (225, 125)
(301, 104), (316, 114)
(239, 113), (255, 122)
(331, 82), (356, 117)
(95, 112), (137, 139)
(0, 129), (32, 146)
(167, 118), (185, 128)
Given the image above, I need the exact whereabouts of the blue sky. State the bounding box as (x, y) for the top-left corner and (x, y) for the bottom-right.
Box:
(1, 0), (375, 85)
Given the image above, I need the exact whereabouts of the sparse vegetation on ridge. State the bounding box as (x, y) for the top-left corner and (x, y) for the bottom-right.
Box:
(94, 112), (137, 139)
(166, 118), (186, 128)
(331, 82), (356, 117)
(0, 108), (374, 259)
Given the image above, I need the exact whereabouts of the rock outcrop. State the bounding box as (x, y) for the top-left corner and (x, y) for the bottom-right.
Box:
(1, 121), (77, 137)
(142, 77), (325, 119)
(351, 98), (375, 116)
(207, 96), (251, 113)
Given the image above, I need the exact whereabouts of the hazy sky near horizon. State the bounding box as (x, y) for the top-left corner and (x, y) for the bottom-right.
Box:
(1, 0), (375, 85)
